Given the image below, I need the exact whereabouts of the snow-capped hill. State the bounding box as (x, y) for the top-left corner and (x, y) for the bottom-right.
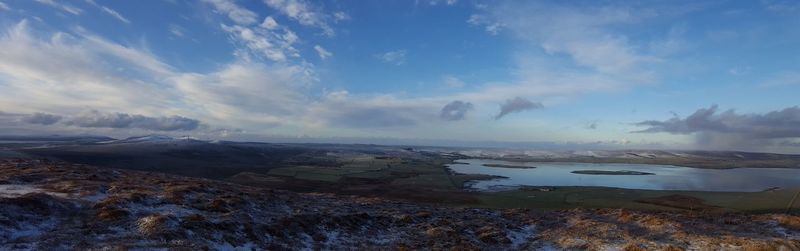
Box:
(102, 135), (177, 144)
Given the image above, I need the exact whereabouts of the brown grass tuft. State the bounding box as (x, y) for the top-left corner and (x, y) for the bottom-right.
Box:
(775, 215), (800, 231)
(96, 207), (129, 221)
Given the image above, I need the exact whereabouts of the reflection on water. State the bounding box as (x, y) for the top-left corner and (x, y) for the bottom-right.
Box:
(448, 159), (800, 192)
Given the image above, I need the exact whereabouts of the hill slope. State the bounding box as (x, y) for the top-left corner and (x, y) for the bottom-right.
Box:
(1, 158), (799, 250)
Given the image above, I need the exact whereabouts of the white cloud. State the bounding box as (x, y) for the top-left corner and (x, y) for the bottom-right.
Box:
(467, 14), (503, 35)
(171, 63), (314, 127)
(35, 0), (83, 15)
(313, 45), (332, 59)
(221, 24), (299, 61)
(0, 20), (313, 134)
(85, 0), (131, 24)
(0, 21), (173, 116)
(333, 12), (350, 22)
(169, 24), (185, 37)
(0, 2), (9, 11)
(765, 0), (800, 13)
(261, 16), (279, 30)
(263, 0), (336, 36)
(199, 1), (308, 63)
(202, 0), (259, 25)
(99, 6), (131, 24)
(304, 91), (439, 129)
(449, 1), (681, 109)
(497, 4), (653, 76)
(443, 76), (465, 88)
(759, 71), (800, 87)
(375, 50), (407, 65)
(0, 10), (451, 139)
(429, 0), (457, 6)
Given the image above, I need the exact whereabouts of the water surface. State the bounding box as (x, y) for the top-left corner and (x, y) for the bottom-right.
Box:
(448, 159), (800, 192)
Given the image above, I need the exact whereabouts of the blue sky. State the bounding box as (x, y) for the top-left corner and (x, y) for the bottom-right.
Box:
(1, 0), (799, 152)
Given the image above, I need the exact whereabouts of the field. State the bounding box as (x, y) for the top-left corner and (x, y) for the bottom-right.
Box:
(7, 139), (800, 213)
(474, 186), (800, 212)
(227, 154), (800, 213)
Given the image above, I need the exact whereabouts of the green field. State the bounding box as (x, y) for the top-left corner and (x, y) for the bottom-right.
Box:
(473, 186), (800, 212)
(235, 155), (800, 213)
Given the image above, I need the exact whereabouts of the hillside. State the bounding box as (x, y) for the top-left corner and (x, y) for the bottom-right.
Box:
(1, 158), (799, 250)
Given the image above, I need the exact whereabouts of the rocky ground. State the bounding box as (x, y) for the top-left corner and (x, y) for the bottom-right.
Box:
(1, 158), (799, 250)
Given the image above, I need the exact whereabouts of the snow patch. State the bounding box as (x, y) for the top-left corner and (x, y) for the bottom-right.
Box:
(0, 185), (66, 198)
(0, 185), (44, 198)
(507, 225), (536, 248)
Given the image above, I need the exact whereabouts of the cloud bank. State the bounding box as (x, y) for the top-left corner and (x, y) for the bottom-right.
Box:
(440, 101), (473, 121)
(65, 111), (201, 131)
(21, 112), (62, 125)
(635, 105), (800, 150)
(495, 97), (543, 120)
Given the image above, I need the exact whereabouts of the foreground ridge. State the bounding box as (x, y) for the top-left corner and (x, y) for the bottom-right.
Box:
(0, 158), (798, 250)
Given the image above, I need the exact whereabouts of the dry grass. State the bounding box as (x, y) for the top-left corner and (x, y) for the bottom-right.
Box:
(775, 215), (800, 231)
(740, 240), (800, 251)
(622, 243), (647, 251)
(136, 213), (181, 240)
(660, 245), (685, 251)
(96, 207), (129, 221)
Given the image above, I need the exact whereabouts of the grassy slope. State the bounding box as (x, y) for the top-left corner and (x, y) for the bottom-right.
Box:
(474, 186), (800, 213)
(234, 156), (800, 213)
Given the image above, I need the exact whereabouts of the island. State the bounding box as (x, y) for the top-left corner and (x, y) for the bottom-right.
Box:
(482, 163), (537, 169)
(571, 170), (655, 175)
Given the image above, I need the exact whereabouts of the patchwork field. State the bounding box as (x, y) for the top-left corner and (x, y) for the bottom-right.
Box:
(228, 154), (800, 213)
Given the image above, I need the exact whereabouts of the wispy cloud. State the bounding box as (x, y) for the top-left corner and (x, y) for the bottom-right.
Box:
(35, 0), (83, 15)
(169, 24), (185, 37)
(759, 71), (800, 88)
(313, 45), (332, 59)
(263, 0), (338, 36)
(99, 6), (130, 24)
(333, 12), (350, 22)
(202, 0), (259, 25)
(85, 0), (131, 24)
(0, 20), (311, 133)
(429, 0), (458, 6)
(442, 76), (465, 88)
(467, 14), (503, 35)
(221, 24), (299, 61)
(375, 50), (407, 65)
(305, 91), (438, 128)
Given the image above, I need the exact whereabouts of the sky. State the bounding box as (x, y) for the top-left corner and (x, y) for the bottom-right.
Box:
(0, 0), (799, 153)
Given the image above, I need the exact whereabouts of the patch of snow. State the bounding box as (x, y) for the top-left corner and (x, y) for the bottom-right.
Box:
(573, 151), (599, 157)
(81, 191), (109, 203)
(322, 229), (341, 247)
(507, 225), (536, 249)
(767, 220), (800, 240)
(298, 233), (314, 251)
(0, 184), (44, 198)
(0, 185), (66, 199)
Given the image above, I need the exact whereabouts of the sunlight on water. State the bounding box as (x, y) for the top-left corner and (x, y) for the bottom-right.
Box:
(448, 159), (800, 192)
